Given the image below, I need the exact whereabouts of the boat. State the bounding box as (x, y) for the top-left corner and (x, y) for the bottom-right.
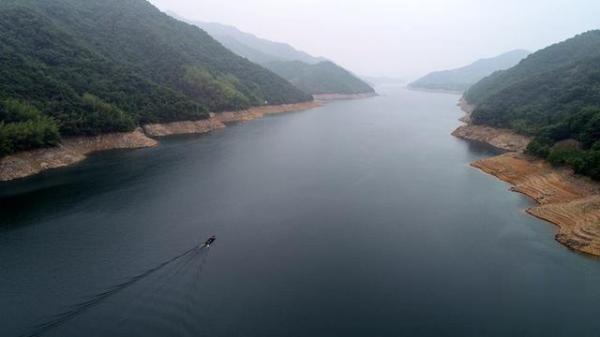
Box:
(203, 235), (216, 248)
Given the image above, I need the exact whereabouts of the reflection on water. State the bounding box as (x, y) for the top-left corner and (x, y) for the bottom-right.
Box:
(463, 139), (503, 157)
(43, 247), (211, 337)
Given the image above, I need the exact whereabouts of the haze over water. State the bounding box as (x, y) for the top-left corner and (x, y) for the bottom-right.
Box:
(2, 86), (600, 337)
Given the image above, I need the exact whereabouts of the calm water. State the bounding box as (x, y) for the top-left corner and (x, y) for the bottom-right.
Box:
(2, 86), (600, 337)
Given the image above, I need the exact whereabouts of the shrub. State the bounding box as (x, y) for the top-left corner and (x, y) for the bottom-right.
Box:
(0, 117), (59, 156)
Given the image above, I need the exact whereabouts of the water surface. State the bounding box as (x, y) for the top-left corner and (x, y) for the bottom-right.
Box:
(2, 86), (600, 337)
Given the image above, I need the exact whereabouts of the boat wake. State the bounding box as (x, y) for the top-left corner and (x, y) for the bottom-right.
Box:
(21, 245), (209, 337)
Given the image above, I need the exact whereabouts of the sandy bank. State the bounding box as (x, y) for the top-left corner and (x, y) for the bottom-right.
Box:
(453, 100), (600, 256)
(0, 102), (322, 181)
(0, 129), (157, 182)
(472, 153), (600, 256)
(143, 119), (226, 137)
(452, 124), (531, 152)
(143, 102), (321, 137)
(216, 102), (322, 123)
(451, 97), (530, 152)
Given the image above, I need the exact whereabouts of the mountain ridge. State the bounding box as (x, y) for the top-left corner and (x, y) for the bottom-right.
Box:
(167, 12), (375, 96)
(264, 60), (375, 95)
(0, 0), (311, 156)
(465, 30), (600, 180)
(167, 11), (326, 65)
(410, 49), (530, 92)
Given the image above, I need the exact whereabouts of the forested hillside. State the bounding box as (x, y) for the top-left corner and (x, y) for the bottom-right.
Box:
(265, 61), (375, 95)
(172, 15), (375, 96)
(185, 18), (325, 65)
(465, 31), (600, 179)
(409, 50), (529, 92)
(0, 0), (311, 156)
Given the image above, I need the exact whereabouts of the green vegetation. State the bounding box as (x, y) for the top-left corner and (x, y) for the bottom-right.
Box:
(0, 99), (59, 156)
(178, 17), (325, 65)
(0, 0), (311, 156)
(409, 50), (529, 92)
(525, 106), (600, 179)
(265, 61), (375, 95)
(465, 31), (600, 179)
(174, 17), (375, 96)
(78, 94), (136, 135)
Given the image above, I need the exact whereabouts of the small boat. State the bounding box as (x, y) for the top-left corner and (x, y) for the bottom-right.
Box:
(203, 235), (216, 248)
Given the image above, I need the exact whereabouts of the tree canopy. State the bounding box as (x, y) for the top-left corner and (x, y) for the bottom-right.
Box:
(265, 61), (375, 95)
(465, 30), (600, 179)
(0, 0), (311, 155)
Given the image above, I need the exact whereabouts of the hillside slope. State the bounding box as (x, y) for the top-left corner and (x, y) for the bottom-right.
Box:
(186, 19), (325, 65)
(464, 30), (600, 179)
(265, 61), (375, 95)
(171, 14), (375, 96)
(410, 50), (529, 92)
(0, 0), (311, 156)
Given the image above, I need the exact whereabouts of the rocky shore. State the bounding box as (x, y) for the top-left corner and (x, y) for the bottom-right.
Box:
(452, 124), (531, 152)
(453, 100), (600, 256)
(143, 102), (322, 137)
(0, 129), (158, 182)
(216, 102), (322, 123)
(0, 101), (321, 182)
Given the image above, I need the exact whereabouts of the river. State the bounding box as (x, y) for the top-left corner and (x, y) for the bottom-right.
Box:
(1, 86), (600, 337)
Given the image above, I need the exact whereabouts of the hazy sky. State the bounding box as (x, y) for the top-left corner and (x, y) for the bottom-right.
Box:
(149, 0), (599, 80)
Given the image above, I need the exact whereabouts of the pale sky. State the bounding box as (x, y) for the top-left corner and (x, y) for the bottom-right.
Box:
(148, 0), (599, 80)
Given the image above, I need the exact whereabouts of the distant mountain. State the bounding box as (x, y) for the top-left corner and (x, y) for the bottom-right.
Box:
(265, 61), (375, 95)
(168, 12), (374, 96)
(0, 0), (311, 156)
(186, 19), (326, 65)
(465, 30), (600, 179)
(409, 50), (530, 92)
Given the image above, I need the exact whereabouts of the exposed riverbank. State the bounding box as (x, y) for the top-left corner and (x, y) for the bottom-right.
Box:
(452, 124), (531, 152)
(0, 129), (157, 182)
(8, 86), (600, 337)
(143, 102), (321, 137)
(0, 102), (321, 182)
(453, 100), (600, 256)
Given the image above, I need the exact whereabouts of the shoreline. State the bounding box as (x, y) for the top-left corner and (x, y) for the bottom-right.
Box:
(142, 102), (321, 137)
(406, 86), (464, 95)
(451, 124), (531, 153)
(453, 99), (600, 256)
(0, 100), (327, 182)
(313, 92), (378, 102)
(0, 129), (158, 182)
